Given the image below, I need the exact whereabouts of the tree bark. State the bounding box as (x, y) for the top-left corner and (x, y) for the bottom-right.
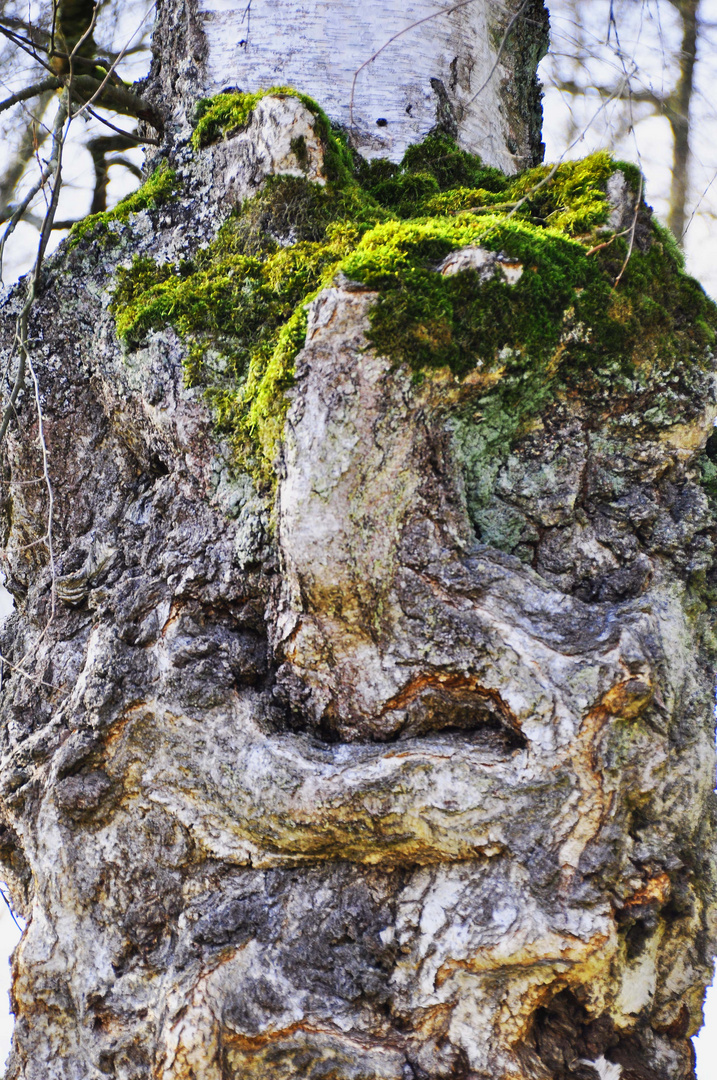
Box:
(147, 0), (549, 170)
(0, 4), (716, 1080)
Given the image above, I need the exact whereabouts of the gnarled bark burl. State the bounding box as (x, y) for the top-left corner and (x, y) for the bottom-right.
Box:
(0, 2), (716, 1078)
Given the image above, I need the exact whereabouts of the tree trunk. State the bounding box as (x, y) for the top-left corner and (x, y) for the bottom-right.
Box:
(0, 3), (716, 1080)
(147, 0), (548, 170)
(667, 0), (700, 242)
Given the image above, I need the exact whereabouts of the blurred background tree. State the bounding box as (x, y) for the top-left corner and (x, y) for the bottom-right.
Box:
(542, 0), (717, 290)
(0, 0), (156, 281)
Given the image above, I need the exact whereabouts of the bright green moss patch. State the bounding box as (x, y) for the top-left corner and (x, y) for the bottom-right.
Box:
(68, 161), (179, 249)
(191, 88), (354, 184)
(192, 90), (275, 149)
(109, 107), (717, 492)
(340, 217), (605, 376)
(110, 176), (380, 484)
(508, 151), (615, 234)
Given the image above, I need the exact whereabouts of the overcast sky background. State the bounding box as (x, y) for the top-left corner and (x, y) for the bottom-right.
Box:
(0, 0), (716, 1074)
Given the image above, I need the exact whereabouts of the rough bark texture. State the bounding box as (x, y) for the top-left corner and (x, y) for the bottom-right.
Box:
(0, 5), (716, 1080)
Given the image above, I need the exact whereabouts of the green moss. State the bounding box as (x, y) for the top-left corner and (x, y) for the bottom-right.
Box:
(108, 98), (717, 493)
(192, 90), (272, 148)
(508, 150), (615, 234)
(355, 132), (509, 219)
(110, 183), (374, 485)
(191, 88), (354, 184)
(68, 161), (179, 248)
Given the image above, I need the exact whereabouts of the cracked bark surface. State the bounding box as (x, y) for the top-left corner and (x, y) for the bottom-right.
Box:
(0, 3), (716, 1079)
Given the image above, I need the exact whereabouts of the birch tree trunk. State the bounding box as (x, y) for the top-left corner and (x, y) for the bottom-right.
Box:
(148, 0), (548, 171)
(0, 3), (716, 1080)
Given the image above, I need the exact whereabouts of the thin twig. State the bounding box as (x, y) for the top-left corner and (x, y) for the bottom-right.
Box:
(585, 228), (630, 256)
(85, 104), (159, 145)
(349, 0), (478, 128)
(681, 167), (717, 242)
(27, 354), (56, 621)
(0, 476), (48, 486)
(0, 164), (52, 270)
(0, 650), (55, 690)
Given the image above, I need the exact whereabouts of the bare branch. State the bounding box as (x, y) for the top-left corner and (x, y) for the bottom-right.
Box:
(0, 77), (62, 115)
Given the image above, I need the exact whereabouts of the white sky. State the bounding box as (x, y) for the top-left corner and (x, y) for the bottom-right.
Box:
(0, 0), (716, 1075)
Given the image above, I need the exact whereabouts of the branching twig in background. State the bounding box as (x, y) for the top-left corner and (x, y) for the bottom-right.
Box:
(71, 0), (157, 122)
(682, 165), (717, 240)
(0, 90), (68, 436)
(0, 96), (68, 279)
(0, 24), (55, 72)
(0, 91), (54, 225)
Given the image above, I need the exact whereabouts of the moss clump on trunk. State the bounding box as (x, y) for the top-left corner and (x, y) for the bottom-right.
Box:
(191, 88), (354, 183)
(103, 91), (717, 490)
(68, 161), (179, 249)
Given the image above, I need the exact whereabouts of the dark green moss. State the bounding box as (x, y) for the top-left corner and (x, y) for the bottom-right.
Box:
(108, 105), (717, 491)
(68, 161), (179, 249)
(355, 132), (509, 219)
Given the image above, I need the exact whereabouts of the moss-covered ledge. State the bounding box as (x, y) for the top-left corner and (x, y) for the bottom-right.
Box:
(101, 90), (717, 491)
(67, 161), (180, 250)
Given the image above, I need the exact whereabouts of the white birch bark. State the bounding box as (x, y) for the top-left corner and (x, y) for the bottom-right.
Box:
(151, 0), (548, 170)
